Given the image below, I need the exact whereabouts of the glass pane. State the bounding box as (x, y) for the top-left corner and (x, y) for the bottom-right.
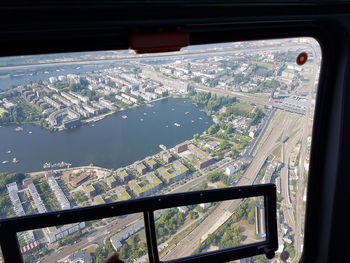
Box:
(16, 213), (147, 263)
(155, 197), (265, 261)
(0, 37), (321, 262)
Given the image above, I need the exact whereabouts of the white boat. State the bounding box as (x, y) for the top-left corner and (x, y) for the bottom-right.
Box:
(12, 158), (18, 163)
(140, 118), (144, 121)
(199, 117), (203, 120)
(185, 112), (189, 115)
(7, 150), (11, 154)
(28, 131), (32, 134)
(159, 144), (167, 151)
(174, 123), (181, 127)
(165, 125), (168, 128)
(191, 120), (194, 123)
(2, 161), (9, 164)
(143, 113), (147, 115)
(15, 127), (23, 131)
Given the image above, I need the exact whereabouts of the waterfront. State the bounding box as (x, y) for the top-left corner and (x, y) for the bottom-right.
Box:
(0, 98), (213, 173)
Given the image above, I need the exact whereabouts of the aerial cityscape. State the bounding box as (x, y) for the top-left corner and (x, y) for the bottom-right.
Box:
(0, 37), (320, 263)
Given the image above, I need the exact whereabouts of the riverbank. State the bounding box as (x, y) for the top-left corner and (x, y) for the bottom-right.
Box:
(1, 96), (172, 133)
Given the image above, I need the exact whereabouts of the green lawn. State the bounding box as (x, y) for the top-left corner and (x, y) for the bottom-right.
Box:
(254, 61), (273, 69)
(230, 102), (254, 114)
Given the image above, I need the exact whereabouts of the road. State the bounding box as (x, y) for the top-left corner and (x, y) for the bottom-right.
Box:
(44, 160), (229, 263)
(161, 110), (289, 261)
(280, 128), (302, 231)
(46, 213), (141, 263)
(193, 85), (270, 106)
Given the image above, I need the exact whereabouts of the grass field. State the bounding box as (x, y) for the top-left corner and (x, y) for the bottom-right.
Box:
(231, 102), (254, 113)
(0, 107), (8, 117)
(253, 61), (273, 69)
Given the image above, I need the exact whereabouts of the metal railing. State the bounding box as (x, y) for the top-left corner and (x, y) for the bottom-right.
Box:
(0, 183), (277, 263)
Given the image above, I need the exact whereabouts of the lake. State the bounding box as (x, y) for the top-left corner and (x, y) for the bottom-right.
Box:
(0, 98), (213, 173)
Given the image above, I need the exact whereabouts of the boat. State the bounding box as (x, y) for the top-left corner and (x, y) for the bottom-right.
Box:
(15, 127), (23, 131)
(159, 144), (167, 151)
(28, 131), (32, 134)
(191, 120), (194, 123)
(185, 112), (189, 115)
(7, 150), (11, 154)
(165, 125), (169, 128)
(199, 117), (203, 120)
(143, 113), (147, 115)
(140, 118), (144, 121)
(174, 122), (181, 127)
(43, 161), (71, 169)
(92, 124), (95, 127)
(2, 161), (9, 164)
(172, 108), (175, 111)
(12, 158), (18, 163)
(122, 115), (128, 119)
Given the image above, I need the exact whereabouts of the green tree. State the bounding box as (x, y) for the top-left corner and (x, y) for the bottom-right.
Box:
(208, 125), (217, 135)
(95, 247), (105, 263)
(190, 211), (199, 220)
(206, 172), (222, 183)
(219, 140), (229, 150)
(193, 133), (199, 140)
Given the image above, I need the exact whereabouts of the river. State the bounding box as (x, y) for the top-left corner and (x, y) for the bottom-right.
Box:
(0, 98), (213, 173)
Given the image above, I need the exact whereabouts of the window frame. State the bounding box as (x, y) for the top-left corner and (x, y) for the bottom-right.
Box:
(0, 1), (349, 262)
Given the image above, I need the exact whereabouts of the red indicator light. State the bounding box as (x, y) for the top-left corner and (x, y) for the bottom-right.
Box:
(296, 52), (308, 65)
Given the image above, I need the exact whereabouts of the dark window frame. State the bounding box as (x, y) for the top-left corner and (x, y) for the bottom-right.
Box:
(0, 1), (349, 262)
